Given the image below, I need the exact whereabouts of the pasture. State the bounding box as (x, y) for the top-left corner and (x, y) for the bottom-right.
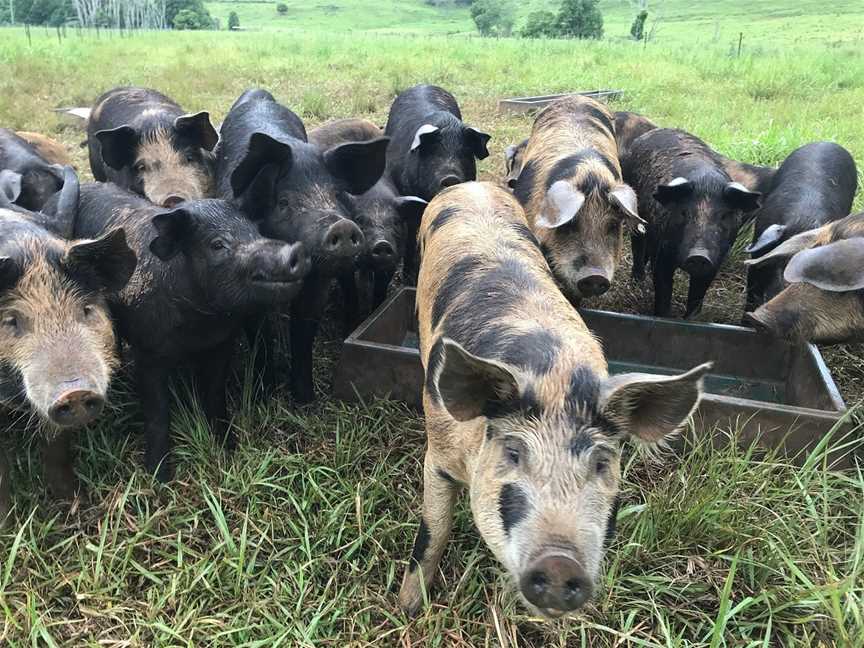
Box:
(1, 21), (864, 647)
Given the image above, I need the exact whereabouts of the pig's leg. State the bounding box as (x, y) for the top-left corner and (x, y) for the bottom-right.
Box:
(0, 445), (12, 526)
(631, 233), (647, 281)
(42, 432), (78, 501)
(373, 270), (393, 310)
(402, 227), (421, 287)
(652, 252), (677, 318)
(338, 270), (360, 337)
(684, 271), (717, 319)
(744, 266), (769, 314)
(398, 453), (460, 615)
(245, 312), (279, 394)
(137, 362), (173, 482)
(290, 276), (331, 404)
(195, 340), (235, 451)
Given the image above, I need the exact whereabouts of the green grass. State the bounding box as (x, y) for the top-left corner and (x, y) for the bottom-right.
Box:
(1, 25), (864, 646)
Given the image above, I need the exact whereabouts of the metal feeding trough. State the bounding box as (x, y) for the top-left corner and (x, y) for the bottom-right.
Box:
(334, 287), (851, 464)
(498, 90), (624, 114)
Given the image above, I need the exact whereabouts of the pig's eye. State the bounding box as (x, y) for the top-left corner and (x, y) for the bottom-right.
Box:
(607, 221), (619, 235)
(1, 315), (19, 334)
(134, 162), (147, 173)
(504, 440), (523, 467)
(185, 153), (197, 163)
(594, 456), (610, 475)
(277, 198), (291, 210)
(210, 239), (228, 252)
(83, 304), (97, 320)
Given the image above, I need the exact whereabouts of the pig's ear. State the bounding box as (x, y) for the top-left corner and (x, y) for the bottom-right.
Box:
(433, 338), (522, 422)
(744, 227), (824, 268)
(174, 111), (219, 151)
(746, 224), (787, 255)
(724, 181), (761, 213)
(599, 362), (712, 443)
(64, 228), (137, 293)
(464, 126), (491, 160)
(653, 177), (692, 206)
(410, 124), (439, 152)
(504, 144), (518, 172)
(396, 196), (428, 227)
(150, 208), (196, 261)
(0, 170), (22, 204)
(239, 164), (281, 221)
(231, 132), (293, 198)
(536, 180), (585, 229)
(608, 184), (646, 233)
(0, 256), (22, 292)
(40, 166), (80, 240)
(95, 125), (139, 170)
(324, 136), (389, 195)
(784, 239), (864, 292)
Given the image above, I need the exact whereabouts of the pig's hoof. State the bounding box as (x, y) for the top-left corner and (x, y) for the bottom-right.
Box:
(292, 384), (316, 405)
(145, 455), (174, 483)
(398, 579), (424, 616)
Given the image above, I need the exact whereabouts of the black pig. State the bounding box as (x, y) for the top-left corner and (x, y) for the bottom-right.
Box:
(71, 183), (309, 481)
(0, 128), (67, 211)
(624, 128), (762, 318)
(744, 141), (857, 310)
(215, 89), (388, 402)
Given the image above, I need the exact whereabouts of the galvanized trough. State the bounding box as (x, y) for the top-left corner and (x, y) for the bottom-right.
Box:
(334, 287), (852, 465)
(498, 90), (624, 114)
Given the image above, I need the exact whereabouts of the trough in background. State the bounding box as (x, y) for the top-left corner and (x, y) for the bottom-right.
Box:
(334, 287), (852, 465)
(498, 90), (624, 114)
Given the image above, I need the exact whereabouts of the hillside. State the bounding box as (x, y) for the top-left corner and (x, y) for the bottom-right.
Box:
(205, 0), (864, 46)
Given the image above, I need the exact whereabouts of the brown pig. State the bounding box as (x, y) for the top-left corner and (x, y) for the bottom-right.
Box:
(744, 212), (864, 344)
(399, 181), (710, 617)
(15, 131), (74, 167)
(512, 96), (644, 302)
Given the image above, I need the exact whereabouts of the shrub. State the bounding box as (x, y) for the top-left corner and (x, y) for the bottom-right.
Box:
(521, 10), (558, 39)
(630, 9), (648, 41)
(556, 0), (603, 39)
(276, 2), (288, 14)
(470, 0), (514, 37)
(228, 10), (239, 30)
(166, 0), (213, 30)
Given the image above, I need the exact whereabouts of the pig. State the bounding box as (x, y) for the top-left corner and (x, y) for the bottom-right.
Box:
(0, 128), (67, 212)
(613, 110), (657, 164)
(0, 207), (136, 521)
(624, 128), (762, 318)
(0, 165), (80, 239)
(744, 212), (864, 344)
(69, 182), (309, 481)
(14, 131), (73, 167)
(215, 89), (387, 402)
(744, 142), (857, 310)
(512, 96), (644, 303)
(504, 138), (528, 189)
(87, 87), (219, 208)
(399, 181), (710, 617)
(384, 84), (490, 202)
(309, 118), (427, 324)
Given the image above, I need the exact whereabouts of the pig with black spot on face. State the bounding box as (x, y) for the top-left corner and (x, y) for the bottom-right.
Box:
(399, 182), (710, 618)
(0, 207), (136, 522)
(87, 87), (219, 208)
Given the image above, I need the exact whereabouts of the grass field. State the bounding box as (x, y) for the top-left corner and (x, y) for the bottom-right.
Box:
(1, 20), (864, 647)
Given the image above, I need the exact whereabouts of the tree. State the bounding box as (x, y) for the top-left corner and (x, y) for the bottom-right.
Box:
(165, 0), (211, 29)
(556, 0), (603, 39)
(470, 0), (514, 37)
(276, 2), (287, 14)
(521, 10), (557, 38)
(228, 9), (238, 29)
(630, 9), (647, 40)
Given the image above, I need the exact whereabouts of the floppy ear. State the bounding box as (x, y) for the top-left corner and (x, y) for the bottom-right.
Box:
(784, 239), (864, 292)
(746, 223), (787, 255)
(434, 338), (522, 422)
(653, 176), (692, 206)
(0, 256), (21, 292)
(0, 170), (22, 204)
(150, 207), (196, 261)
(464, 126), (491, 160)
(395, 196), (428, 227)
(63, 228), (137, 293)
(230, 132), (292, 198)
(324, 136), (389, 195)
(410, 124), (439, 152)
(608, 184), (646, 233)
(37, 165), (80, 240)
(95, 125), (139, 170)
(504, 144), (518, 173)
(536, 181), (585, 229)
(599, 362), (712, 443)
(238, 164), (281, 221)
(724, 181), (761, 213)
(744, 227), (825, 268)
(174, 111), (219, 151)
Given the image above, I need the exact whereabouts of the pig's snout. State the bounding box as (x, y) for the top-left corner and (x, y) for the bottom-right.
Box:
(162, 195), (185, 208)
(520, 554), (593, 615)
(439, 175), (461, 189)
(370, 240), (396, 269)
(323, 219), (364, 258)
(250, 243), (310, 283)
(48, 388), (105, 428)
(576, 270), (611, 298)
(682, 248), (715, 278)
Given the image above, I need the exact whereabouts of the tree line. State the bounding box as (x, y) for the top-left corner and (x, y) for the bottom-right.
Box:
(0, 0), (215, 29)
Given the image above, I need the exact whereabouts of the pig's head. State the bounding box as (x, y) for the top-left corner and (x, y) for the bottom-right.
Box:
(504, 139), (528, 189)
(653, 174), (761, 278)
(149, 199), (310, 311)
(403, 112), (490, 201)
(230, 133), (389, 275)
(432, 339), (710, 616)
(744, 217), (864, 344)
(0, 220), (136, 429)
(94, 112), (219, 207)
(532, 175), (644, 302)
(349, 185), (427, 274)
